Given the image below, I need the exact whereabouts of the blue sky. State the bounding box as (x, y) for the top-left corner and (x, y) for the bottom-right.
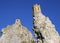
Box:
(0, 0), (60, 36)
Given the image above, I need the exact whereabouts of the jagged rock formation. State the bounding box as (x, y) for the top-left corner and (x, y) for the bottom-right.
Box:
(0, 19), (35, 43)
(0, 4), (60, 43)
(32, 4), (60, 43)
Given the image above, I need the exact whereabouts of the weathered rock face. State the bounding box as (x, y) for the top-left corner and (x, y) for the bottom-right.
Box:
(32, 4), (60, 43)
(0, 19), (35, 43)
(0, 4), (60, 43)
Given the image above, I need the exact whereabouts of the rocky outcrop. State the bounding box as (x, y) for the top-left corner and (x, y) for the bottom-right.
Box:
(0, 4), (60, 43)
(0, 19), (35, 43)
(32, 4), (60, 43)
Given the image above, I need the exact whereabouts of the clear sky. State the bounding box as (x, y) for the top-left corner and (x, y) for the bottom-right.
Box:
(0, 0), (60, 36)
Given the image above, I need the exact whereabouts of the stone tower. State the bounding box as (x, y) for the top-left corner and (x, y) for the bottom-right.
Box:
(32, 4), (60, 43)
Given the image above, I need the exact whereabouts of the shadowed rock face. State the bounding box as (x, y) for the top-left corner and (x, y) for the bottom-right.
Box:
(0, 19), (35, 43)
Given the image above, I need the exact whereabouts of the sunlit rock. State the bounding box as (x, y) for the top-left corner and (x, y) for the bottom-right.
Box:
(32, 4), (60, 43)
(0, 19), (34, 43)
(0, 4), (60, 43)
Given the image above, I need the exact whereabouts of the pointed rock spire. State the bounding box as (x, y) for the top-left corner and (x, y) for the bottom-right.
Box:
(32, 4), (41, 16)
(15, 19), (21, 26)
(33, 4), (60, 43)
